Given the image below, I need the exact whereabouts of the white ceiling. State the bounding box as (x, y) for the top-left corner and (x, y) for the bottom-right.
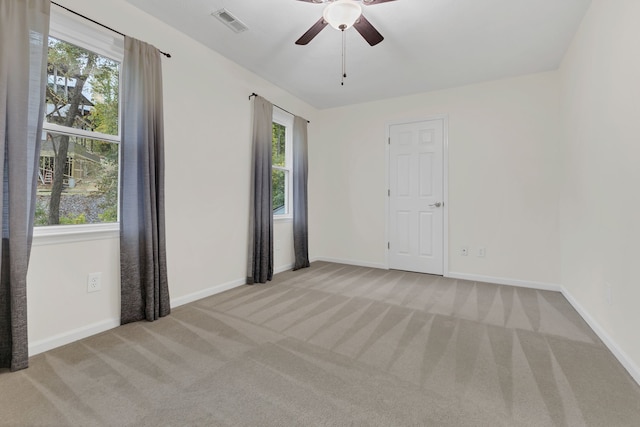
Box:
(125, 0), (592, 109)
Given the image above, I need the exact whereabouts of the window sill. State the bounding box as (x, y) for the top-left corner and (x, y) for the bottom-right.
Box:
(32, 222), (119, 246)
(274, 215), (293, 223)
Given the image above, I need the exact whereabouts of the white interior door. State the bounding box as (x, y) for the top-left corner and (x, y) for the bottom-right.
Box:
(389, 119), (444, 275)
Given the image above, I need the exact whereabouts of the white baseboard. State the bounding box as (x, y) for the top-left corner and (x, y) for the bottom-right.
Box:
(275, 263), (294, 275)
(171, 277), (246, 308)
(561, 287), (640, 386)
(29, 318), (120, 356)
(171, 264), (294, 309)
(311, 257), (387, 270)
(446, 271), (562, 292)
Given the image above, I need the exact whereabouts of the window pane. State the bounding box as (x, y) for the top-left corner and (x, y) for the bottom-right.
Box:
(272, 169), (287, 215)
(36, 132), (119, 226)
(46, 37), (120, 135)
(272, 122), (286, 167)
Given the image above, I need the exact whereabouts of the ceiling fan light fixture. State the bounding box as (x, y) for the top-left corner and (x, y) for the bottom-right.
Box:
(322, 0), (362, 30)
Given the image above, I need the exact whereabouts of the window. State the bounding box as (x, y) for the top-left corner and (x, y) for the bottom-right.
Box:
(272, 109), (293, 218)
(36, 10), (124, 228)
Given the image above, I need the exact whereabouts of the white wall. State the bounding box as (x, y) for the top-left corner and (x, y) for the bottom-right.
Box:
(310, 72), (563, 287)
(559, 0), (640, 380)
(28, 235), (120, 354)
(27, 0), (316, 353)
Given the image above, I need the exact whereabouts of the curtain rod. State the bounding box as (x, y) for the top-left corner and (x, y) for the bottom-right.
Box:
(50, 2), (171, 58)
(249, 93), (310, 124)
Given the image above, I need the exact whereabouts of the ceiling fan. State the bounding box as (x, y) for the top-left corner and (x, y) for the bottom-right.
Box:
(295, 0), (397, 47)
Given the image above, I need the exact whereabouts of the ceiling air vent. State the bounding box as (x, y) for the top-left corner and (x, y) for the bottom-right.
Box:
(212, 9), (248, 33)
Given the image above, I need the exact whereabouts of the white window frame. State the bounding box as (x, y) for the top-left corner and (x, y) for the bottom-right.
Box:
(34, 7), (124, 243)
(272, 109), (293, 220)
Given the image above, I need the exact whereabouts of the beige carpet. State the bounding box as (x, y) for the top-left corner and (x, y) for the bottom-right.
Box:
(1, 262), (639, 426)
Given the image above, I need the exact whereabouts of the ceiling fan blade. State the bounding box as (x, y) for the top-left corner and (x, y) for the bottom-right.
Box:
(362, 0), (397, 4)
(353, 14), (384, 46)
(295, 17), (328, 45)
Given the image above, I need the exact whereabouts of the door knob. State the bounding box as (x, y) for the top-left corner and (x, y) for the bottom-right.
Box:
(429, 202), (442, 208)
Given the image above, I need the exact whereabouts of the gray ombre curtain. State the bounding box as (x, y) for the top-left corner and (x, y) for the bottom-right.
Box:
(292, 116), (310, 271)
(0, 0), (50, 371)
(120, 37), (170, 324)
(247, 96), (273, 284)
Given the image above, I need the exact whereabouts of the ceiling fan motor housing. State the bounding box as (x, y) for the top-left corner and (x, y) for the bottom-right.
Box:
(295, 0), (388, 46)
(323, 0), (362, 30)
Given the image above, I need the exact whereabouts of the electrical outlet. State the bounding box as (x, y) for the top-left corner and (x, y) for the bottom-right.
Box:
(478, 247), (486, 257)
(461, 247), (468, 256)
(87, 273), (102, 293)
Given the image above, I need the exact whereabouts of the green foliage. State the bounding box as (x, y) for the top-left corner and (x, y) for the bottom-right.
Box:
(88, 67), (119, 135)
(47, 38), (94, 128)
(96, 158), (118, 223)
(98, 208), (117, 223)
(35, 198), (87, 225)
(47, 38), (119, 134)
(59, 213), (86, 225)
(47, 38), (86, 79)
(272, 122), (286, 167)
(272, 122), (287, 213)
(34, 201), (49, 226)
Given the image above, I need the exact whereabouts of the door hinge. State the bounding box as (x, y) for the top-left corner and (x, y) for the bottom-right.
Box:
(388, 137), (390, 145)
(388, 242), (390, 250)
(388, 189), (390, 196)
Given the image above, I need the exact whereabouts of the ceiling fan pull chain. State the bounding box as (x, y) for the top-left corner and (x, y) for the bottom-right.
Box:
(341, 29), (347, 86)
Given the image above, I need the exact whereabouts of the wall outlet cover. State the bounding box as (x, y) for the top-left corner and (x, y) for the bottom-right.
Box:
(87, 273), (102, 293)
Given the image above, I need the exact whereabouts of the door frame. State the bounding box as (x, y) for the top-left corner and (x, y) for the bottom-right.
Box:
(385, 115), (450, 276)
